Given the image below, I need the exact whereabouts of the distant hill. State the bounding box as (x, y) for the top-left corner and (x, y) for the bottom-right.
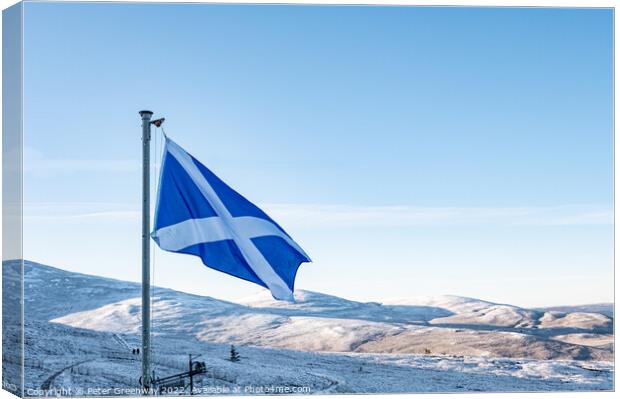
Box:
(7, 260), (614, 361)
(2, 260), (613, 394)
(537, 304), (613, 318)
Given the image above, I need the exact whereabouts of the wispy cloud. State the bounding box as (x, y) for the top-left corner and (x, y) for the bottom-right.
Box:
(23, 203), (140, 223)
(24, 147), (139, 175)
(264, 204), (612, 228)
(23, 202), (612, 227)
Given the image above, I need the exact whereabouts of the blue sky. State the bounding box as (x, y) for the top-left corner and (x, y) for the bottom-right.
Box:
(21, 3), (613, 306)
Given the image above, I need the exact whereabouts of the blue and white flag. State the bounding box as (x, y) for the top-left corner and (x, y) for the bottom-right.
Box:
(151, 137), (311, 301)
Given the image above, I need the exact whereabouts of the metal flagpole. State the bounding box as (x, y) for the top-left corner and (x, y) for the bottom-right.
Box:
(139, 110), (153, 392)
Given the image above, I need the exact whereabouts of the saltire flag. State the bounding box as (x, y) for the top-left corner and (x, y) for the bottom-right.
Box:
(151, 136), (311, 301)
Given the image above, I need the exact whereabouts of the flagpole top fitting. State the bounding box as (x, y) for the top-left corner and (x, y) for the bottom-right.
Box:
(151, 118), (165, 128)
(139, 110), (153, 119)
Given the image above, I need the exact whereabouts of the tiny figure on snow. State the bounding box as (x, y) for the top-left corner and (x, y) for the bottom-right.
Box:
(229, 345), (241, 362)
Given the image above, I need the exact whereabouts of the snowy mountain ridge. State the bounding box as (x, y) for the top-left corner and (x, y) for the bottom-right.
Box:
(10, 260), (614, 361)
(2, 260), (614, 394)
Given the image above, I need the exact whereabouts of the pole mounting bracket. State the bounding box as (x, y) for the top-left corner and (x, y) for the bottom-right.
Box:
(151, 118), (165, 127)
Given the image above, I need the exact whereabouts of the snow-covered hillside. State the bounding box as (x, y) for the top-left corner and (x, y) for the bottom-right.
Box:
(2, 260), (614, 395)
(51, 271), (613, 361)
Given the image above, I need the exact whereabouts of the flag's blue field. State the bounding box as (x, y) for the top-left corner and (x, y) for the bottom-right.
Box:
(151, 137), (311, 301)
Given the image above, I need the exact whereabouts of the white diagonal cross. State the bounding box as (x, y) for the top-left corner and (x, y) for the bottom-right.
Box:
(152, 138), (309, 301)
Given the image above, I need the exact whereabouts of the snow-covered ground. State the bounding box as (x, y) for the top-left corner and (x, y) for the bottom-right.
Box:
(2, 260), (614, 395)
